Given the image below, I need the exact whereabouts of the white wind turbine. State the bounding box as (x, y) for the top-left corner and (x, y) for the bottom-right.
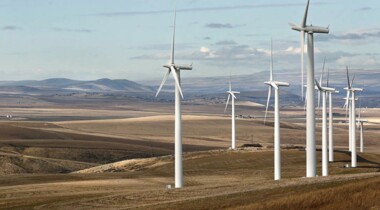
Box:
(225, 77), (240, 150)
(315, 61), (339, 163)
(289, 0), (329, 177)
(264, 40), (289, 181)
(326, 68), (339, 162)
(344, 67), (363, 168)
(315, 78), (335, 177)
(155, 9), (193, 189)
(343, 68), (355, 152)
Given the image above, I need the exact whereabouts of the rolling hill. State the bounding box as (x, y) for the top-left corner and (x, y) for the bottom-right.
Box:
(0, 78), (153, 93)
(0, 69), (379, 107)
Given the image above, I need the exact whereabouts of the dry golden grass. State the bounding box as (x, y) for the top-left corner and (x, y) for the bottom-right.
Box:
(0, 121), (219, 174)
(0, 106), (378, 209)
(0, 148), (379, 209)
(1, 111), (379, 174)
(148, 175), (380, 210)
(239, 177), (380, 210)
(54, 114), (380, 153)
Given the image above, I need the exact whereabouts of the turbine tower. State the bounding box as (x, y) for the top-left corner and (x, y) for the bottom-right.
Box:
(155, 9), (193, 188)
(357, 100), (367, 153)
(344, 67), (363, 168)
(289, 0), (329, 177)
(225, 77), (240, 150)
(317, 57), (326, 110)
(326, 68), (339, 162)
(315, 79), (335, 177)
(264, 40), (289, 181)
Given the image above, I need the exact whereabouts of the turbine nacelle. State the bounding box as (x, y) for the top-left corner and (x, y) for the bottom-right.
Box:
(265, 81), (290, 87)
(305, 26), (329, 34)
(315, 81), (336, 92)
(163, 64), (193, 70)
(226, 91), (240, 99)
(351, 88), (364, 92)
(224, 89), (239, 113)
(289, 23), (329, 34)
(344, 87), (363, 92)
(343, 97), (358, 101)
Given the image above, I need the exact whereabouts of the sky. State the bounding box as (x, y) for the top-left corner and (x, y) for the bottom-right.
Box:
(0, 0), (379, 81)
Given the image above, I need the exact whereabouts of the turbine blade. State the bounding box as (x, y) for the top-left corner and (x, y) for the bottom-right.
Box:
(264, 86), (272, 124)
(288, 22), (298, 27)
(320, 56), (326, 85)
(346, 66), (351, 89)
(229, 74), (232, 92)
(155, 69), (171, 97)
(315, 58), (326, 109)
(345, 91), (350, 121)
(301, 0), (310, 27)
(270, 39), (273, 81)
(315, 79), (322, 91)
(327, 68), (330, 87)
(318, 58), (325, 110)
(301, 32), (305, 100)
(170, 66), (184, 99)
(315, 79), (322, 110)
(351, 74), (356, 87)
(231, 93), (237, 99)
(224, 94), (231, 113)
(170, 9), (177, 64)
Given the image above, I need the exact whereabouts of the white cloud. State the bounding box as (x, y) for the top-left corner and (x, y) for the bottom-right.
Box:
(200, 46), (210, 53)
(337, 55), (380, 68)
(285, 45), (319, 54)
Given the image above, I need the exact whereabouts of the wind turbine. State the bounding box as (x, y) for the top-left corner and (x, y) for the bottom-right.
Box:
(315, 79), (335, 177)
(343, 69), (355, 152)
(264, 40), (289, 181)
(225, 77), (240, 150)
(289, 0), (329, 177)
(344, 67), (363, 168)
(326, 68), (339, 162)
(155, 9), (193, 188)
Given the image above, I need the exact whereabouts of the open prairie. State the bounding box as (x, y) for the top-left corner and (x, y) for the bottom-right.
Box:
(0, 100), (379, 209)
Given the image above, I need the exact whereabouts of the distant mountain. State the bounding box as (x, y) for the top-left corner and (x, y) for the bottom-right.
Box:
(142, 70), (380, 94)
(141, 70), (380, 107)
(0, 78), (153, 93)
(65, 78), (153, 92)
(4, 78), (81, 88)
(0, 86), (43, 94)
(0, 70), (378, 107)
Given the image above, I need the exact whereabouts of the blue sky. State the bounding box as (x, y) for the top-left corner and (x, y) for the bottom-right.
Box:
(0, 0), (379, 81)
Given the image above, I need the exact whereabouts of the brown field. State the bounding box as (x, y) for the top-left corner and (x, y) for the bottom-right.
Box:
(0, 150), (379, 209)
(0, 101), (379, 209)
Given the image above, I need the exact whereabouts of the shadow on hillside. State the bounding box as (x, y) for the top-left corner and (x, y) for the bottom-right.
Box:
(333, 149), (380, 172)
